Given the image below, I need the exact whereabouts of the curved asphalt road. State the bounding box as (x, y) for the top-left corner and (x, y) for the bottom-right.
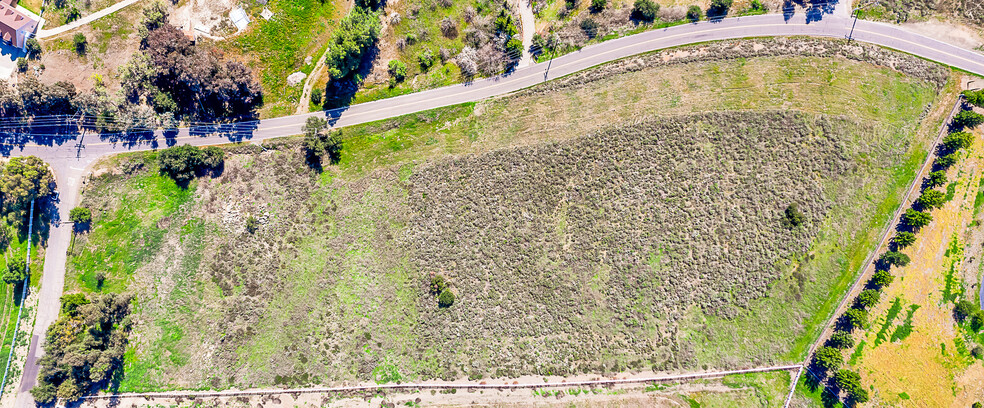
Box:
(9, 5), (984, 408)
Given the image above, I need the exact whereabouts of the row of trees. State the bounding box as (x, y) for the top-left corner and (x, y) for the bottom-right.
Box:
(31, 293), (134, 403)
(813, 98), (984, 405)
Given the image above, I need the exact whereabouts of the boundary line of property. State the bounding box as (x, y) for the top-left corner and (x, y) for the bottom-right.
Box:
(781, 93), (966, 407)
(0, 199), (33, 399)
(81, 364), (802, 400)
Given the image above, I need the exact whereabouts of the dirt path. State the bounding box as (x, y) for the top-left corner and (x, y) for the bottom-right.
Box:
(295, 49), (330, 115)
(37, 0), (143, 38)
(515, 0), (535, 67)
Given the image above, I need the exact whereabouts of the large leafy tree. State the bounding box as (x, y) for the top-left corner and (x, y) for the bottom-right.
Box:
(812, 346), (843, 373)
(1, 156), (54, 218)
(325, 8), (381, 80)
(902, 208), (932, 229)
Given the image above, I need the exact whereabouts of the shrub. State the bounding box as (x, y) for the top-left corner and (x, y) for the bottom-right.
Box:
(590, 0), (607, 12)
(955, 300), (977, 322)
(439, 17), (457, 38)
(841, 308), (868, 331)
(972, 310), (984, 332)
(69, 207), (92, 225)
(494, 11), (518, 37)
(870, 270), (894, 289)
(311, 88), (323, 105)
(632, 0), (659, 21)
(505, 38), (523, 60)
(580, 17), (599, 38)
(954, 110), (984, 129)
(826, 331), (855, 350)
(418, 49), (435, 71)
(707, 0), (733, 16)
(246, 215), (259, 234)
(964, 90), (984, 108)
(388, 59), (408, 82)
(687, 5), (702, 21)
(942, 131), (974, 151)
(902, 208), (932, 229)
(935, 153), (958, 169)
(891, 231), (916, 250)
(877, 251), (910, 269)
(325, 8), (381, 79)
(855, 289), (881, 310)
(15, 57), (26, 72)
(972, 346), (984, 360)
(456, 46), (478, 77)
(2, 254), (26, 284)
(355, 0), (381, 10)
(430, 275), (448, 294)
(750, 0), (766, 11)
(302, 117), (343, 165)
(916, 189), (946, 210)
(158, 144), (224, 182)
(782, 203), (805, 228)
(975, 403), (983, 408)
(438, 289), (455, 308)
(812, 346), (843, 373)
(73, 33), (87, 55)
(29, 382), (56, 404)
(927, 170), (947, 188)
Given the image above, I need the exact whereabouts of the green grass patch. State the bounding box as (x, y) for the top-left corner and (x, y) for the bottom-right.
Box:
(875, 297), (904, 347)
(890, 304), (920, 342)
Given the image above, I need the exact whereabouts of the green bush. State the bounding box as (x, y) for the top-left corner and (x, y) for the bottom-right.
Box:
(954, 110), (984, 129)
(388, 59), (407, 82)
(916, 189), (946, 210)
(430, 275), (448, 295)
(972, 310), (984, 332)
(25, 38), (41, 59)
(878, 251), (910, 269)
(687, 5), (702, 21)
(246, 215), (259, 234)
(632, 0), (659, 21)
(708, 0), (733, 15)
(73, 33), (87, 55)
(311, 88), (323, 105)
(870, 270), (894, 289)
(842, 308), (868, 331)
(2, 156), (54, 218)
(158, 144), (224, 182)
(812, 346), (843, 373)
(891, 231), (916, 250)
(749, 0), (766, 11)
(438, 289), (456, 308)
(16, 57), (26, 72)
(325, 8), (381, 80)
(302, 117), (344, 165)
(2, 254), (26, 284)
(972, 346), (984, 360)
(855, 289), (881, 310)
(826, 331), (855, 350)
(418, 49), (435, 71)
(942, 131), (974, 151)
(782, 203), (805, 228)
(505, 38), (524, 59)
(927, 170), (947, 188)
(902, 208), (932, 229)
(955, 299), (977, 322)
(69, 207), (92, 225)
(964, 90), (984, 108)
(590, 0), (607, 12)
(833, 369), (867, 403)
(935, 153), (958, 169)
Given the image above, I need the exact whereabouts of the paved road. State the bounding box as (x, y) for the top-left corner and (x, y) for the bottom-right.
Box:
(9, 5), (984, 407)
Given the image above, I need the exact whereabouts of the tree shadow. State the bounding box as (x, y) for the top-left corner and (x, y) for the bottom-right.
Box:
(782, 0), (838, 23)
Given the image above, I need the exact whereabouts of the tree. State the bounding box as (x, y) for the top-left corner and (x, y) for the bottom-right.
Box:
(973, 346), (984, 360)
(25, 38), (41, 59)
(590, 0), (607, 12)
(302, 117), (343, 165)
(955, 299), (977, 322)
(30, 382), (56, 404)
(418, 49), (435, 70)
(73, 33), (87, 55)
(707, 0), (733, 16)
(140, 0), (169, 34)
(388, 60), (407, 83)
(826, 331), (855, 350)
(855, 289), (881, 310)
(972, 310), (984, 332)
(917, 189), (946, 210)
(1, 156), (54, 218)
(355, 0), (381, 10)
(687, 5), (702, 21)
(935, 153), (958, 169)
(841, 308), (868, 331)
(749, 0), (766, 11)
(974, 402), (983, 408)
(325, 8), (381, 80)
(964, 90), (984, 108)
(833, 369), (861, 392)
(870, 270), (894, 289)
(59, 293), (89, 316)
(438, 289), (455, 308)
(812, 346), (842, 373)
(158, 145), (223, 182)
(56, 378), (82, 402)
(891, 231), (916, 250)
(632, 0), (659, 21)
(927, 170), (947, 188)
(902, 208), (932, 229)
(2, 254), (26, 284)
(505, 38), (523, 60)
(70, 207), (92, 225)
(877, 251), (910, 269)
(15, 58), (26, 73)
(943, 131), (974, 151)
(245, 215), (259, 234)
(954, 110), (984, 130)
(783, 203), (805, 228)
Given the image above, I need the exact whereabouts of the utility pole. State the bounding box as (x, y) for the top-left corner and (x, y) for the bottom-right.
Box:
(848, 7), (860, 43)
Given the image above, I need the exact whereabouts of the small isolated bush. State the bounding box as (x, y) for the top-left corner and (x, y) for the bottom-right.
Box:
(891, 231), (916, 250)
(877, 251), (910, 269)
(580, 17), (599, 38)
(2, 254), (26, 284)
(870, 270), (894, 289)
(388, 59), (407, 83)
(158, 144), (224, 183)
(439, 17), (457, 38)
(935, 153), (958, 169)
(15, 58), (26, 73)
(590, 0), (607, 12)
(841, 308), (868, 331)
(782, 203), (805, 228)
(418, 49), (435, 71)
(687, 5), (702, 21)
(812, 346), (843, 373)
(927, 170), (947, 188)
(855, 289), (881, 310)
(632, 0), (659, 21)
(972, 310), (984, 332)
(902, 208), (932, 229)
(916, 189), (946, 210)
(430, 275), (448, 295)
(943, 131), (974, 151)
(95, 271), (106, 288)
(972, 346), (984, 360)
(955, 299), (977, 322)
(310, 88), (323, 105)
(826, 331), (855, 350)
(438, 289), (455, 308)
(245, 215), (259, 234)
(73, 33), (87, 55)
(954, 110), (984, 130)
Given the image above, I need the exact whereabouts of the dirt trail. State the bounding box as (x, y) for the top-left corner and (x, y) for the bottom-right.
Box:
(515, 0), (535, 67)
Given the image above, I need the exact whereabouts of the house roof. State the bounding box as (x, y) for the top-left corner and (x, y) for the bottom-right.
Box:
(0, 2), (37, 32)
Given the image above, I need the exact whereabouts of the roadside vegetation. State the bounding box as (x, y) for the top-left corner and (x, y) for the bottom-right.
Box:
(61, 43), (945, 391)
(857, 0), (984, 28)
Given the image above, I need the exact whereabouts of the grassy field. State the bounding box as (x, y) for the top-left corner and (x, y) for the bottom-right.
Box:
(67, 51), (943, 391)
